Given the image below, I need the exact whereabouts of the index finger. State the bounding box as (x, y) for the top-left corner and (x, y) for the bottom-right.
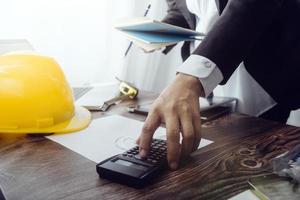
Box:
(138, 109), (161, 158)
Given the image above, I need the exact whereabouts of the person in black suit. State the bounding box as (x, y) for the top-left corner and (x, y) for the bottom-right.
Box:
(137, 0), (300, 170)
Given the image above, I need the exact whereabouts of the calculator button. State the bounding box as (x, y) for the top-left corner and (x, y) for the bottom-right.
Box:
(159, 156), (165, 160)
(147, 158), (154, 163)
(150, 156), (156, 160)
(134, 155), (143, 160)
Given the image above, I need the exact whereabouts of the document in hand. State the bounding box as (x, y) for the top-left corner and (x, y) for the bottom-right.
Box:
(114, 17), (204, 51)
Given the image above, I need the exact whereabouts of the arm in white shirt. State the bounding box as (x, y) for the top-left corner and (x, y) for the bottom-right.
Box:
(177, 54), (223, 98)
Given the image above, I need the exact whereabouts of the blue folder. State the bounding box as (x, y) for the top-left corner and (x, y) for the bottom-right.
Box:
(116, 18), (204, 44)
(122, 31), (196, 44)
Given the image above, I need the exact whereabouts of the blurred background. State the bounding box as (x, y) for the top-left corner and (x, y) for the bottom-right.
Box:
(0, 0), (180, 92)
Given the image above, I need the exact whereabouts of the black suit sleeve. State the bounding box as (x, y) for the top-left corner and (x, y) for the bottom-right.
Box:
(193, 0), (284, 84)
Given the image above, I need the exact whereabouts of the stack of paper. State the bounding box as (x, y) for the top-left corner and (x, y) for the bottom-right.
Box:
(114, 17), (204, 51)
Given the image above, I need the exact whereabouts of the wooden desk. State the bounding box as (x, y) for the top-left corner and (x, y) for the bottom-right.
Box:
(1, 91), (299, 200)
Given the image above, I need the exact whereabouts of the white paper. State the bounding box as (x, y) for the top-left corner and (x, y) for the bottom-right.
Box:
(47, 115), (213, 163)
(228, 190), (260, 200)
(75, 83), (119, 108)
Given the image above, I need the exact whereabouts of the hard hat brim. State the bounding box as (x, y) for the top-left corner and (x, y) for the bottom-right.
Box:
(0, 106), (91, 134)
(50, 106), (92, 134)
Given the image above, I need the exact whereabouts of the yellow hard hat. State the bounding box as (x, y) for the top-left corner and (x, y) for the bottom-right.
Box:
(0, 53), (91, 134)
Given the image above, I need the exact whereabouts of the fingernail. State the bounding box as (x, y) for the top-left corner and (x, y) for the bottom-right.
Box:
(170, 162), (178, 170)
(140, 149), (147, 158)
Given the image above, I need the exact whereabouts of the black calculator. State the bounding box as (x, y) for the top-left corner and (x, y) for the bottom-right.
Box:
(96, 139), (168, 188)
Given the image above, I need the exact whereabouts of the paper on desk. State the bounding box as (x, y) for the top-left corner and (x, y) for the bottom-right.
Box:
(47, 115), (213, 163)
(228, 190), (260, 200)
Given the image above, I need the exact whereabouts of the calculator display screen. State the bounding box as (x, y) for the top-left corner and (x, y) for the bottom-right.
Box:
(115, 159), (148, 171)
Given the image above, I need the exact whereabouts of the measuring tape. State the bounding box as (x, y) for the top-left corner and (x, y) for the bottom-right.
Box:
(119, 81), (139, 99)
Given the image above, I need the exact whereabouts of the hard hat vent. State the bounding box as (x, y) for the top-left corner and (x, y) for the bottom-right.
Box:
(36, 118), (54, 128)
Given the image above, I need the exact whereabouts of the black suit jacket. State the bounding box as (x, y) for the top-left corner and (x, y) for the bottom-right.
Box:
(163, 0), (300, 111)
(0, 188), (5, 200)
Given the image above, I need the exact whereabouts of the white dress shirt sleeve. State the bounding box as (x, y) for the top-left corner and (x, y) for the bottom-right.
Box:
(177, 54), (223, 97)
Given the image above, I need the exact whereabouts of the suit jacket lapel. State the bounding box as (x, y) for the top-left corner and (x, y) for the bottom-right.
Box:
(175, 0), (228, 28)
(215, 0), (220, 12)
(176, 0), (196, 29)
(216, 0), (227, 15)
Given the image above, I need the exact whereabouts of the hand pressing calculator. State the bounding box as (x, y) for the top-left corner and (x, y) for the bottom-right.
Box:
(96, 139), (168, 188)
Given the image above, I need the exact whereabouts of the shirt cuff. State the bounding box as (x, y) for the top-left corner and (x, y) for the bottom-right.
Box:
(177, 55), (223, 97)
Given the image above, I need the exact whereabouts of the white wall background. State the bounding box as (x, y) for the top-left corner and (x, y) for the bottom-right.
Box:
(0, 0), (152, 85)
(0, 0), (181, 88)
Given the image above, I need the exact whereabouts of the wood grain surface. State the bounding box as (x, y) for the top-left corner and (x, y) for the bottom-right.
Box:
(0, 91), (299, 200)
